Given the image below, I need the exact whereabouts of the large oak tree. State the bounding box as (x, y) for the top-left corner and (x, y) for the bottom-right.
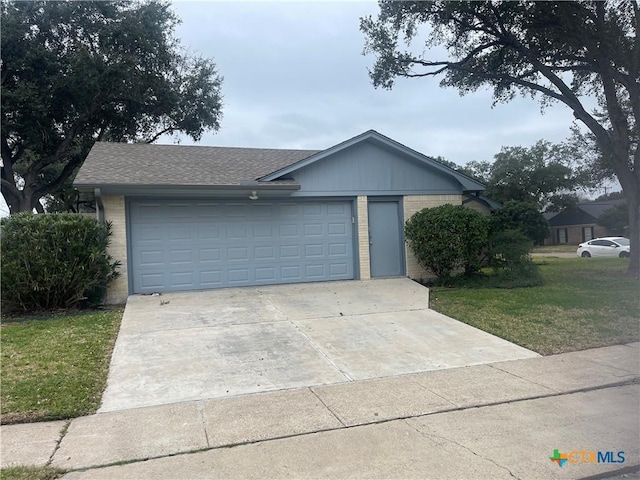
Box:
(361, 1), (640, 276)
(463, 140), (591, 212)
(1, 0), (223, 213)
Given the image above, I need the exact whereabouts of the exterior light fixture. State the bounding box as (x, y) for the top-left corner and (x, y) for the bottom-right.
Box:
(249, 190), (259, 200)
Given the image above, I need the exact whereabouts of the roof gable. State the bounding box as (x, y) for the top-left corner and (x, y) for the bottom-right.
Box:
(260, 130), (486, 192)
(284, 140), (462, 194)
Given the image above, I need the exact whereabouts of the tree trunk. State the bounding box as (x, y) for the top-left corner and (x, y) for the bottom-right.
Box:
(1, 188), (43, 214)
(626, 188), (640, 278)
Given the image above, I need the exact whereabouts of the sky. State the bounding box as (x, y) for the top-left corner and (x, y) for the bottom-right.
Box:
(0, 1), (608, 217)
(162, 1), (579, 160)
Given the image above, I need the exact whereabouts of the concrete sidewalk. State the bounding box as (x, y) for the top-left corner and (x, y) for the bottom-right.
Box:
(1, 343), (638, 479)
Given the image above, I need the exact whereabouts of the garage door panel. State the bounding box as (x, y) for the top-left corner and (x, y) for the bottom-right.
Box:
(329, 243), (348, 256)
(194, 203), (221, 218)
(136, 226), (164, 242)
(166, 205), (193, 220)
(255, 267), (276, 281)
(170, 271), (193, 287)
(140, 273), (164, 289)
(136, 204), (164, 219)
(226, 225), (248, 240)
(129, 199), (354, 293)
(304, 224), (323, 236)
(255, 246), (276, 260)
(228, 269), (249, 283)
(328, 223), (347, 235)
(197, 226), (220, 240)
(140, 250), (163, 265)
(306, 264), (326, 278)
(280, 245), (300, 259)
(281, 265), (301, 281)
(200, 270), (222, 286)
(228, 247), (249, 261)
(279, 224), (298, 237)
(254, 204), (275, 217)
(305, 244), (324, 257)
(225, 204), (248, 217)
(330, 263), (349, 275)
(168, 249), (192, 264)
(199, 248), (221, 262)
(303, 203), (322, 215)
(327, 203), (348, 215)
(253, 224), (274, 238)
(280, 204), (299, 216)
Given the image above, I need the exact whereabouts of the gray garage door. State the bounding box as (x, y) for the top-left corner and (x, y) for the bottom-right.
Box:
(129, 199), (355, 293)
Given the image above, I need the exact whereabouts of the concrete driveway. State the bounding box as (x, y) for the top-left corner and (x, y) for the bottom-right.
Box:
(100, 279), (538, 412)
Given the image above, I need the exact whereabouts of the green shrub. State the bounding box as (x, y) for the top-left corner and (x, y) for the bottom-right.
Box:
(405, 204), (489, 279)
(489, 228), (543, 287)
(1, 213), (119, 312)
(489, 201), (549, 244)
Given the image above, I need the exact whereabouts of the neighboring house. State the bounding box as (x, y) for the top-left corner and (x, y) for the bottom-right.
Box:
(74, 130), (486, 304)
(543, 199), (626, 245)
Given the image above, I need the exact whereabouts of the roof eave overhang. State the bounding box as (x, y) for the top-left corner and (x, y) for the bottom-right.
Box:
(463, 194), (503, 211)
(73, 182), (301, 197)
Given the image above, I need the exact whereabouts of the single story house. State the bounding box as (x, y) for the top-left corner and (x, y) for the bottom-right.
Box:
(74, 130), (486, 304)
(543, 199), (626, 245)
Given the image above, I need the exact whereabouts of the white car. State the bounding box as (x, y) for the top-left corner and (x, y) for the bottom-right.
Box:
(577, 237), (630, 258)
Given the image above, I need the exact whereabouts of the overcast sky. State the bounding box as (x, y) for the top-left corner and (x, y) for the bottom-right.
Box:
(163, 1), (578, 161)
(0, 1), (604, 217)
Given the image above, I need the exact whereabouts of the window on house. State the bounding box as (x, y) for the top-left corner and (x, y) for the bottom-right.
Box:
(582, 227), (594, 242)
(557, 228), (568, 244)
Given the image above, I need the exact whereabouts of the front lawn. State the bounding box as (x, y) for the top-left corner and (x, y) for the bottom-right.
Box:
(1, 309), (123, 424)
(532, 244), (577, 253)
(430, 257), (639, 355)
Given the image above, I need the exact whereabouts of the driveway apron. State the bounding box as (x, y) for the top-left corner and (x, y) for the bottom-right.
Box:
(99, 278), (538, 412)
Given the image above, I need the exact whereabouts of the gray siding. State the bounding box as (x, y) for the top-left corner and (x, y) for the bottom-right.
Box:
(289, 141), (461, 196)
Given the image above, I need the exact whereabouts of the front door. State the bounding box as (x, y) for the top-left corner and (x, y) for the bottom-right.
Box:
(368, 200), (404, 277)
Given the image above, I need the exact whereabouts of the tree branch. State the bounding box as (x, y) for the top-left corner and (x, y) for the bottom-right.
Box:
(32, 156), (84, 199)
(143, 125), (175, 144)
(0, 177), (21, 202)
(0, 136), (19, 197)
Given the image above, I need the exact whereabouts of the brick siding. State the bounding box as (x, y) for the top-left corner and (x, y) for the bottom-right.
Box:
(102, 196), (128, 305)
(546, 224), (612, 246)
(402, 195), (462, 280)
(356, 196), (371, 280)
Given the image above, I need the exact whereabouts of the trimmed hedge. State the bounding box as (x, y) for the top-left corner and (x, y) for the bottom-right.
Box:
(1, 213), (119, 312)
(405, 204), (489, 279)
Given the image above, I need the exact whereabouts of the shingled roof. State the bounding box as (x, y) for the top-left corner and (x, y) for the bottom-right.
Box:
(547, 199), (626, 227)
(74, 142), (320, 187)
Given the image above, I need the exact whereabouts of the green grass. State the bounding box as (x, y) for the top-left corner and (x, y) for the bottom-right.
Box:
(532, 244), (577, 253)
(430, 257), (640, 355)
(1, 309), (123, 424)
(0, 466), (65, 480)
